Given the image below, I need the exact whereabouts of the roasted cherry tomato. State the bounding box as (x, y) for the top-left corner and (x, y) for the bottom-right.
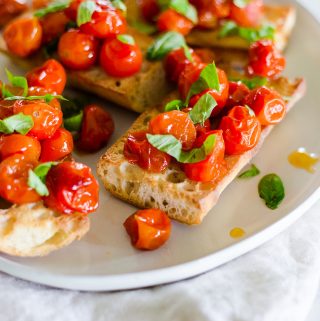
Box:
(138, 0), (160, 22)
(244, 86), (286, 126)
(0, 0), (28, 27)
(0, 99), (19, 119)
(58, 29), (98, 70)
(0, 154), (41, 204)
(194, 48), (216, 64)
(149, 110), (197, 151)
(100, 37), (142, 77)
(14, 102), (63, 140)
(0, 134), (41, 161)
(124, 131), (171, 173)
(184, 130), (227, 182)
(219, 105), (261, 155)
(124, 209), (171, 250)
(26, 59), (67, 95)
(164, 47), (201, 83)
(78, 104), (114, 152)
(3, 17), (42, 57)
(44, 162), (99, 214)
(40, 128), (73, 162)
(229, 0), (263, 28)
(226, 81), (250, 109)
(64, 0), (83, 20)
(157, 9), (194, 36)
(27, 86), (62, 110)
(182, 107), (211, 137)
(248, 40), (286, 79)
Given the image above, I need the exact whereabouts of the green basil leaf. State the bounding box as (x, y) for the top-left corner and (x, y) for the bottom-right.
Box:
(116, 34), (135, 45)
(164, 99), (184, 112)
(77, 0), (97, 26)
(182, 44), (193, 62)
(110, 0), (127, 13)
(159, 0), (198, 23)
(238, 164), (260, 178)
(64, 110), (83, 131)
(147, 133), (216, 164)
(35, 162), (58, 181)
(186, 63), (220, 104)
(188, 93), (217, 125)
(5, 69), (28, 97)
(233, 0), (251, 8)
(28, 169), (49, 196)
(130, 20), (157, 34)
(1, 85), (14, 98)
(0, 113), (34, 135)
(34, 0), (71, 17)
(5, 94), (68, 103)
(258, 173), (285, 210)
(230, 77), (267, 90)
(147, 31), (186, 60)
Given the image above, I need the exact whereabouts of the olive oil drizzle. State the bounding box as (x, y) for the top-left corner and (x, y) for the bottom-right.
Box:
(288, 148), (319, 173)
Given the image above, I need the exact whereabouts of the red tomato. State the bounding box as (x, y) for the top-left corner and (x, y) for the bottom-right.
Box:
(123, 131), (171, 173)
(157, 9), (194, 36)
(0, 134), (41, 161)
(27, 86), (62, 110)
(138, 0), (160, 22)
(164, 47), (202, 83)
(0, 0), (28, 27)
(44, 162), (99, 214)
(14, 102), (63, 140)
(149, 110), (197, 151)
(0, 99), (19, 119)
(182, 107), (211, 137)
(230, 0), (263, 28)
(64, 0), (83, 20)
(40, 128), (73, 162)
(219, 105), (261, 155)
(58, 29), (98, 70)
(183, 130), (227, 182)
(124, 209), (171, 250)
(248, 40), (286, 79)
(0, 154), (41, 204)
(26, 59), (67, 95)
(244, 86), (286, 126)
(3, 17), (42, 57)
(78, 104), (114, 152)
(226, 81), (250, 108)
(194, 48), (215, 64)
(99, 37), (142, 77)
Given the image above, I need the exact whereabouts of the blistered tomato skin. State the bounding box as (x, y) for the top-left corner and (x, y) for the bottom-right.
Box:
(226, 81), (250, 109)
(100, 38), (143, 77)
(44, 162), (99, 215)
(124, 131), (171, 173)
(3, 17), (42, 57)
(230, 0), (263, 28)
(219, 105), (261, 155)
(58, 29), (99, 70)
(26, 59), (67, 95)
(244, 86), (286, 126)
(124, 209), (171, 250)
(248, 40), (286, 79)
(138, 0), (160, 22)
(184, 130), (226, 182)
(157, 9), (194, 36)
(78, 104), (114, 153)
(149, 110), (197, 151)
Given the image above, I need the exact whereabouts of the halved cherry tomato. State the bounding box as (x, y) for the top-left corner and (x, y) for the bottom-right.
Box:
(0, 134), (41, 161)
(183, 130), (227, 182)
(182, 107), (211, 137)
(244, 86), (286, 126)
(78, 104), (114, 152)
(149, 110), (197, 151)
(40, 128), (73, 162)
(248, 40), (286, 79)
(157, 9), (194, 36)
(80, 8), (127, 38)
(26, 59), (67, 95)
(44, 162), (99, 214)
(100, 37), (142, 77)
(229, 0), (263, 28)
(226, 81), (250, 109)
(0, 0), (28, 27)
(219, 105), (261, 155)
(124, 209), (171, 250)
(58, 29), (98, 70)
(138, 0), (160, 22)
(0, 154), (41, 204)
(164, 47), (202, 83)
(124, 131), (171, 173)
(14, 102), (63, 140)
(3, 17), (42, 57)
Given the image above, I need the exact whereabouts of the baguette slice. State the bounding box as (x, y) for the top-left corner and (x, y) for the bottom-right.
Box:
(97, 77), (305, 225)
(0, 202), (89, 257)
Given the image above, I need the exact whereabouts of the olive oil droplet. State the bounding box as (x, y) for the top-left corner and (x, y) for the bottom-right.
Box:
(229, 227), (245, 239)
(288, 149), (319, 173)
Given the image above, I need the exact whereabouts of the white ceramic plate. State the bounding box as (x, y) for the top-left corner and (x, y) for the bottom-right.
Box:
(0, 0), (319, 292)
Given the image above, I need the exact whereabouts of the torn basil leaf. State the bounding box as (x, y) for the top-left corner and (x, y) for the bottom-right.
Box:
(34, 0), (71, 17)
(117, 34), (135, 45)
(4, 69), (28, 97)
(164, 99), (184, 112)
(230, 77), (267, 90)
(0, 113), (34, 135)
(77, 0), (97, 26)
(158, 0), (198, 23)
(5, 94), (67, 103)
(238, 164), (260, 178)
(64, 110), (83, 132)
(188, 93), (217, 125)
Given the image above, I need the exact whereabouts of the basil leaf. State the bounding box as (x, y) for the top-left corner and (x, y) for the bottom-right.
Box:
(147, 31), (186, 60)
(34, 0), (71, 17)
(147, 133), (216, 164)
(5, 94), (67, 103)
(233, 0), (251, 8)
(5, 69), (28, 97)
(0, 113), (33, 135)
(77, 0), (97, 26)
(188, 93), (217, 125)
(110, 0), (127, 13)
(35, 162), (58, 181)
(28, 170), (49, 196)
(1, 85), (14, 98)
(182, 44), (193, 62)
(130, 21), (157, 35)
(164, 99), (184, 112)
(238, 164), (260, 178)
(117, 34), (135, 45)
(159, 0), (198, 23)
(186, 63), (220, 104)
(258, 173), (285, 210)
(64, 110), (83, 131)
(230, 77), (267, 90)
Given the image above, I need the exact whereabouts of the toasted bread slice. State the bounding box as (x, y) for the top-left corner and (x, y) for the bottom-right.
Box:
(0, 202), (89, 257)
(97, 77), (305, 225)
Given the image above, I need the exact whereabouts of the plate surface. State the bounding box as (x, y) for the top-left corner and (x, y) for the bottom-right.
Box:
(0, 0), (319, 291)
